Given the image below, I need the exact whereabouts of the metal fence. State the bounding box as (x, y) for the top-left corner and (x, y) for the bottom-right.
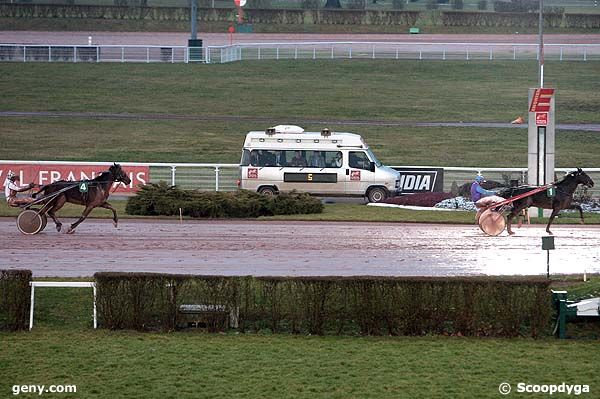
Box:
(1, 161), (598, 198)
(0, 45), (204, 63)
(2, 42), (598, 64)
(205, 42), (600, 63)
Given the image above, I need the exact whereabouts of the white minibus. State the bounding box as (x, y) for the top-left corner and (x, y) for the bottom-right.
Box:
(238, 125), (400, 202)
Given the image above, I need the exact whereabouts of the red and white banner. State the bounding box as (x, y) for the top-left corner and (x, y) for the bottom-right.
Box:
(0, 164), (149, 194)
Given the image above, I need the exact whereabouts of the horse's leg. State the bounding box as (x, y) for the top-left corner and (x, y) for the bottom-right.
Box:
(506, 202), (524, 235)
(570, 204), (585, 224)
(67, 205), (95, 234)
(545, 208), (561, 235)
(47, 195), (66, 232)
(100, 202), (118, 228)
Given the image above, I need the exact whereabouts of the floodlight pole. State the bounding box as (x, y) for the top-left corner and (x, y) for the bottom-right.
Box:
(538, 0), (544, 88)
(191, 0), (198, 41)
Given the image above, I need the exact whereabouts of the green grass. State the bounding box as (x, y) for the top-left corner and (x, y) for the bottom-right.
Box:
(2, 329), (600, 399)
(1, 61), (600, 166)
(2, 61), (599, 123)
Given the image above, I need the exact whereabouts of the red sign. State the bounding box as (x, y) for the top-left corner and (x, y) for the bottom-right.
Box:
(350, 170), (361, 181)
(247, 168), (258, 179)
(0, 164), (149, 194)
(529, 88), (554, 112)
(536, 112), (548, 126)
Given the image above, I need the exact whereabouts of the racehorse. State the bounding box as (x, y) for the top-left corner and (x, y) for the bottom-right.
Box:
(500, 168), (594, 235)
(33, 163), (131, 234)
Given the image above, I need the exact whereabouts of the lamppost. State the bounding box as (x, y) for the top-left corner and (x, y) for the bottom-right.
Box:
(538, 0), (544, 87)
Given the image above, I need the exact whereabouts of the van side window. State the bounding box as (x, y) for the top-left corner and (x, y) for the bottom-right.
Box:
(250, 150), (279, 167)
(327, 151), (343, 168)
(349, 151), (370, 170)
(241, 149), (251, 166)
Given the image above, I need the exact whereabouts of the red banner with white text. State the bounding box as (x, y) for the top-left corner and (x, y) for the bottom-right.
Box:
(1, 164), (149, 194)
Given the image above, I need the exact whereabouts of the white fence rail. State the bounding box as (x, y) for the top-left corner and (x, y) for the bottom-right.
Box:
(1, 161), (598, 198)
(205, 42), (600, 63)
(2, 42), (598, 64)
(0, 44), (204, 63)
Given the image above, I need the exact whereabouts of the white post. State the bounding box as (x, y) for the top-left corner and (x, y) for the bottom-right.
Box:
(147, 47), (150, 63)
(215, 166), (220, 191)
(29, 283), (35, 330)
(171, 166), (177, 186)
(92, 284), (97, 329)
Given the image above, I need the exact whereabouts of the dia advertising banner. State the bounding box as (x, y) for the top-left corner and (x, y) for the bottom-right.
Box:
(392, 167), (444, 194)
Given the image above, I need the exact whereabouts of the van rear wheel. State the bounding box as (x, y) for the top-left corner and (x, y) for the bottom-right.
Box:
(367, 187), (388, 203)
(258, 186), (277, 196)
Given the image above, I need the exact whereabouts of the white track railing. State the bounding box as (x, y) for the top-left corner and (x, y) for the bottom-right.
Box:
(205, 42), (600, 63)
(2, 42), (598, 64)
(2, 161), (599, 197)
(0, 45), (204, 63)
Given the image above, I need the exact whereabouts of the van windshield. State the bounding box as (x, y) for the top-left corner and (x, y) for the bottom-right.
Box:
(366, 148), (382, 167)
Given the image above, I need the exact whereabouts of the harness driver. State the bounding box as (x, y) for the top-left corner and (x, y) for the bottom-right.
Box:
(4, 171), (36, 207)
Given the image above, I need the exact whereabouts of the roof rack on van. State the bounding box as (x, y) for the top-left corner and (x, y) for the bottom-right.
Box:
(268, 125), (305, 134)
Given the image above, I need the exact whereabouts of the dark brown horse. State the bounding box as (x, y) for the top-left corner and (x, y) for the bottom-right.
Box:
(501, 168), (594, 235)
(33, 163), (131, 234)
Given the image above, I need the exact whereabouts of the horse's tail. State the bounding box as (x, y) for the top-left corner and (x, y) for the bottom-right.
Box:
(31, 184), (51, 199)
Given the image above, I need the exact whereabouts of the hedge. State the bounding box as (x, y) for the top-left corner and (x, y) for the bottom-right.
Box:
(125, 182), (323, 218)
(0, 269), (32, 331)
(94, 272), (552, 338)
(3, 4), (597, 29)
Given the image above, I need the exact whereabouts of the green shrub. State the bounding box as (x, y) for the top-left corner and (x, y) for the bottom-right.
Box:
(0, 269), (32, 331)
(125, 182), (323, 218)
(95, 273), (552, 338)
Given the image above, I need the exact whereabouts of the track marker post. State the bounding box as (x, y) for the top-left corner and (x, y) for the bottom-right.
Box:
(542, 235), (555, 278)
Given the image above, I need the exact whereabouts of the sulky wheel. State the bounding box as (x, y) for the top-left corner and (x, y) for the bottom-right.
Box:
(475, 208), (484, 224)
(478, 209), (506, 236)
(17, 209), (45, 235)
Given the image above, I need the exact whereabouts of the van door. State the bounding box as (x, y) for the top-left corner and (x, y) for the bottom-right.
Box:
(345, 150), (375, 195)
(280, 150), (343, 195)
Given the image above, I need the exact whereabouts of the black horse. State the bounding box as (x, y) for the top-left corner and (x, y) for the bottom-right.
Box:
(33, 163), (131, 234)
(500, 168), (594, 235)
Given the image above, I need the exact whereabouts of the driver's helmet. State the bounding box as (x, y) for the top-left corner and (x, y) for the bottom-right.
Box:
(6, 171), (17, 181)
(475, 175), (485, 182)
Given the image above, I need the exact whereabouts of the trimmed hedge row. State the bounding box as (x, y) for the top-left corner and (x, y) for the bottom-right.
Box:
(125, 182), (323, 218)
(2, 5), (599, 29)
(0, 269), (31, 331)
(95, 272), (552, 337)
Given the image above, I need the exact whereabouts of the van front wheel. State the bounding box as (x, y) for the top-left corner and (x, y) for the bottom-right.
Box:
(258, 186), (277, 196)
(367, 187), (388, 203)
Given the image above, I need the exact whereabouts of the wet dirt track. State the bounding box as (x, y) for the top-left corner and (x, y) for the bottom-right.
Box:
(1, 218), (599, 278)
